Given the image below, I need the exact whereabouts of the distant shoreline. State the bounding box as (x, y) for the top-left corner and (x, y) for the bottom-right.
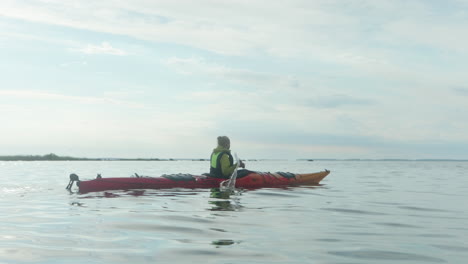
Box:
(0, 154), (466, 162)
(300, 158), (468, 162)
(0, 154), (195, 162)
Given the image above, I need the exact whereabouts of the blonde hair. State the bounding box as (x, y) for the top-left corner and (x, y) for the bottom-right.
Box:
(217, 136), (230, 148)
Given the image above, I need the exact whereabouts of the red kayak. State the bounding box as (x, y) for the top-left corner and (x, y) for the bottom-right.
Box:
(67, 170), (330, 193)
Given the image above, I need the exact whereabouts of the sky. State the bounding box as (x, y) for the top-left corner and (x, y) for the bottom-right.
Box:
(1, 0), (468, 160)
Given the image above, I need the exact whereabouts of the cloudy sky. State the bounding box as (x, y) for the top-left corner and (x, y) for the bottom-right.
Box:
(1, 0), (467, 159)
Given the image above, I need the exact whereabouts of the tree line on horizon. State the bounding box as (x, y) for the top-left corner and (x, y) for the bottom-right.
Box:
(0, 153), (92, 161)
(0, 153), (172, 161)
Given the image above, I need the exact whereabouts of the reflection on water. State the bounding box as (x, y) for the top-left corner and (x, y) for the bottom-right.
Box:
(209, 188), (243, 211)
(211, 239), (238, 247)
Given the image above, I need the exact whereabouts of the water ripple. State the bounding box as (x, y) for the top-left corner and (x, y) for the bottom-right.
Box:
(112, 223), (207, 234)
(374, 222), (421, 228)
(328, 250), (446, 263)
(398, 206), (452, 213)
(321, 207), (387, 215)
(432, 244), (468, 252)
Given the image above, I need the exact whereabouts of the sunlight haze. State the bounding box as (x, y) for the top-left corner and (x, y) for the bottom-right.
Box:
(1, 0), (467, 159)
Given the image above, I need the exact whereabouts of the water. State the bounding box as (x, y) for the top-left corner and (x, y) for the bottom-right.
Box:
(1, 160), (467, 263)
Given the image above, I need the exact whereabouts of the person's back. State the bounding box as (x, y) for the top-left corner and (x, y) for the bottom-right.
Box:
(209, 136), (245, 178)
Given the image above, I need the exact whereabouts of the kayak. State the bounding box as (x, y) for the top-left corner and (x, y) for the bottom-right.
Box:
(67, 169), (330, 193)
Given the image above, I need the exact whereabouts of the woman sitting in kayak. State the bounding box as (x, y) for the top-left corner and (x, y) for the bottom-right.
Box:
(210, 136), (245, 178)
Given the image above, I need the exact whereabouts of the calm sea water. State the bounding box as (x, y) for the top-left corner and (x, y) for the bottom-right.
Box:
(1, 160), (467, 264)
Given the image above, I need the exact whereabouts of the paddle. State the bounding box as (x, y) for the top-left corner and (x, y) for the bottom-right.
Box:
(220, 153), (240, 192)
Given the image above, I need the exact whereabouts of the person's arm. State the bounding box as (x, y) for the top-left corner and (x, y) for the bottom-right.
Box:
(220, 154), (237, 178)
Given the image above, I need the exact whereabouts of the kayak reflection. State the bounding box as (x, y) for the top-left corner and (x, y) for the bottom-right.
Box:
(209, 188), (243, 211)
(211, 239), (238, 248)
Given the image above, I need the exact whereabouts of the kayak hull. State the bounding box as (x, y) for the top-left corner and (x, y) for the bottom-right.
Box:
(75, 170), (330, 193)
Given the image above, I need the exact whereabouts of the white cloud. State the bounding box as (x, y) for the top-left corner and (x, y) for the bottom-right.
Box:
(2, 0), (466, 90)
(0, 90), (143, 108)
(163, 56), (297, 90)
(164, 56), (271, 81)
(59, 61), (87, 67)
(75, 42), (127, 55)
(1, 1), (467, 65)
(163, 54), (468, 145)
(383, 19), (468, 54)
(309, 94), (374, 109)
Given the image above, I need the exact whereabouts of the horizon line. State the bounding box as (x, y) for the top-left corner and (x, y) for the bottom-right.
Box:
(0, 154), (466, 162)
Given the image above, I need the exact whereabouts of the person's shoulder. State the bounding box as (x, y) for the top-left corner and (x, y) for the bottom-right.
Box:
(219, 151), (232, 159)
(214, 147), (230, 153)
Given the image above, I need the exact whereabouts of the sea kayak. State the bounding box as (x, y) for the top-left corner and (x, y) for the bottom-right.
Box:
(67, 169), (330, 193)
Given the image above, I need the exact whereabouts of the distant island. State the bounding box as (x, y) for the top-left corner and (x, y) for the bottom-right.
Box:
(0, 153), (171, 161)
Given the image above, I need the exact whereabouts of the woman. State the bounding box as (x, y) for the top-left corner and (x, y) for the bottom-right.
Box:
(209, 136), (245, 178)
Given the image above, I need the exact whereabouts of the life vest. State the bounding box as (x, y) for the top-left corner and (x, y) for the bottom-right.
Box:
(210, 151), (234, 178)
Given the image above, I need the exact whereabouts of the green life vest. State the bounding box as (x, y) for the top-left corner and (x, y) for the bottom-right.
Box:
(210, 151), (233, 178)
